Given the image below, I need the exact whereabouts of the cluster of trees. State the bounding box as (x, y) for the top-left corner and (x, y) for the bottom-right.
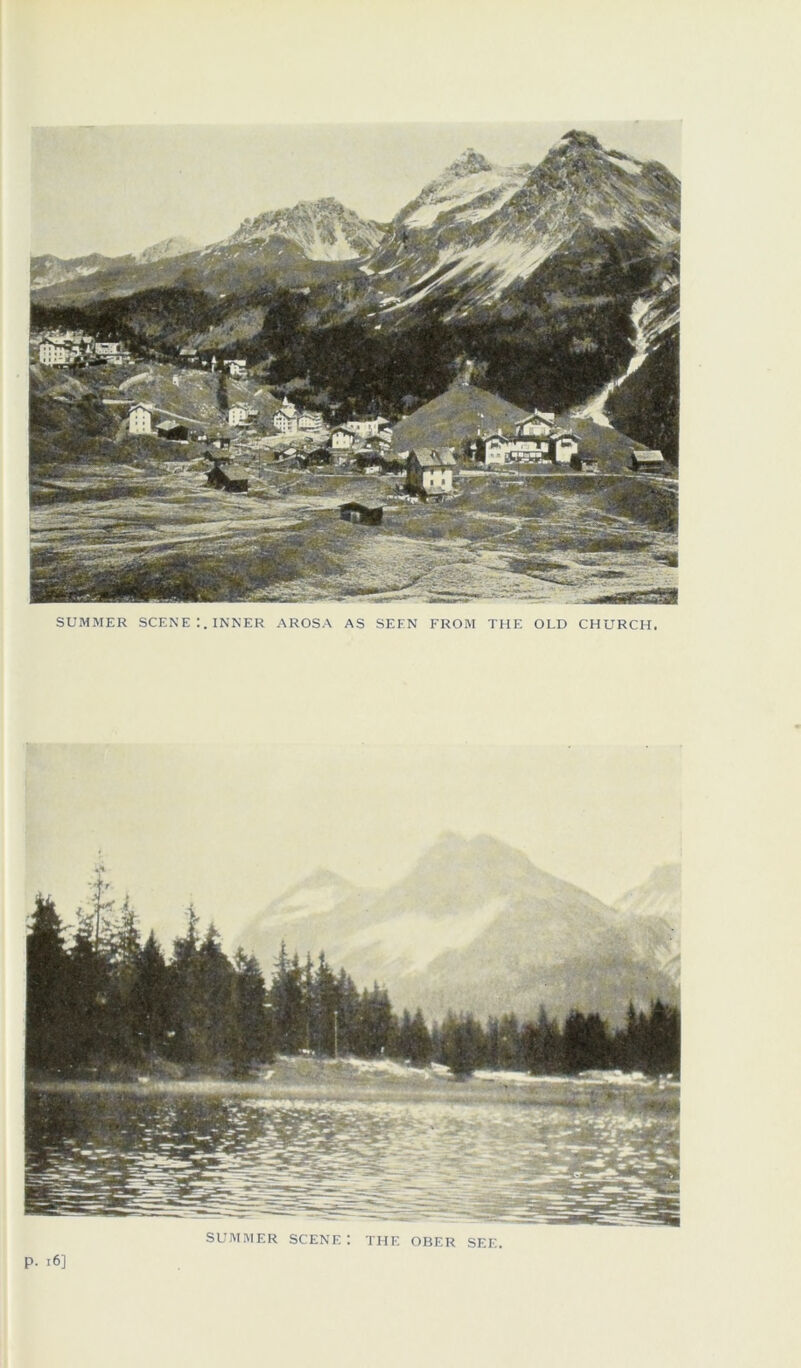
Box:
(435, 1002), (679, 1078)
(26, 863), (271, 1075)
(27, 859), (679, 1079)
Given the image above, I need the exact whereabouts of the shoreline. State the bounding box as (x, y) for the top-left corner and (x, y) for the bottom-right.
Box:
(26, 1056), (678, 1108)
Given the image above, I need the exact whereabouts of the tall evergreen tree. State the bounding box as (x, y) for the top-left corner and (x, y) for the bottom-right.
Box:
(26, 894), (70, 1069)
(130, 930), (170, 1059)
(233, 948), (273, 1069)
(87, 850), (115, 958)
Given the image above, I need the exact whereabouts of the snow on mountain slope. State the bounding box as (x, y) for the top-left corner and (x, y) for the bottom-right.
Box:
(339, 896), (511, 976)
(218, 197), (385, 262)
(400, 149), (530, 230)
(366, 130), (680, 321)
(254, 868), (368, 930)
(30, 252), (121, 291)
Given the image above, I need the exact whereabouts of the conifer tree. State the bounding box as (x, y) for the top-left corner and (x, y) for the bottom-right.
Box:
(26, 894), (70, 1069)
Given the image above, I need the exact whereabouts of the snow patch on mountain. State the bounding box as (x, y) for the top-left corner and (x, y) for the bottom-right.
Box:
(339, 896), (510, 975)
(219, 198), (385, 262)
(404, 168), (529, 231)
(254, 870), (361, 929)
(575, 287), (679, 426)
(379, 228), (562, 317)
(608, 150), (644, 176)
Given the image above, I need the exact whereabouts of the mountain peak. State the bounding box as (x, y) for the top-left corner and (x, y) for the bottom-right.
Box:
(135, 235), (198, 265)
(295, 196), (348, 213)
(222, 197), (385, 261)
(445, 148), (495, 177)
(557, 129), (603, 152)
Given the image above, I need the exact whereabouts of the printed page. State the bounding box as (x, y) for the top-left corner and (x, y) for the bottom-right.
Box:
(3, 1), (799, 1366)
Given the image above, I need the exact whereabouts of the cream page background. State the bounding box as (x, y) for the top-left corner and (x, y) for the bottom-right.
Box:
(3, 0), (800, 1364)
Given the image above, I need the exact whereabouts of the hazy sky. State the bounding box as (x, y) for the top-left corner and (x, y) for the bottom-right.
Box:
(27, 745), (680, 952)
(31, 121), (681, 259)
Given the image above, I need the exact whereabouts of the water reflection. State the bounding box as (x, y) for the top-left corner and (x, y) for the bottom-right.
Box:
(26, 1083), (679, 1224)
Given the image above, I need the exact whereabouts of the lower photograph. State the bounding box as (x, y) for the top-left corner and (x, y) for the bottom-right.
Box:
(25, 743), (680, 1225)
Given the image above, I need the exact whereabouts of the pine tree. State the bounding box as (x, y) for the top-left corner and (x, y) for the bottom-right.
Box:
(168, 902), (203, 1062)
(197, 922), (236, 1063)
(440, 1011), (485, 1077)
(232, 948), (273, 1069)
(87, 850), (115, 958)
(26, 894), (70, 1069)
(407, 1008), (433, 1066)
(130, 930), (169, 1060)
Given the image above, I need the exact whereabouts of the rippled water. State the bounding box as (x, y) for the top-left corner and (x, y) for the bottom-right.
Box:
(26, 1081), (679, 1224)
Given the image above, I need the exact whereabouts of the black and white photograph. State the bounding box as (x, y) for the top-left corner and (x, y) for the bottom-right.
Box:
(26, 744), (680, 1224)
(29, 122), (679, 604)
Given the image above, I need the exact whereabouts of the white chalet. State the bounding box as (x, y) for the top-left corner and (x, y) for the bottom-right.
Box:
(298, 410), (324, 432)
(331, 424), (359, 451)
(228, 404), (251, 427)
(407, 448), (457, 497)
(39, 336), (73, 367)
(515, 411), (555, 439)
(506, 434), (550, 462)
(478, 434), (508, 467)
(274, 397), (299, 434)
(128, 402), (154, 435)
(346, 415), (391, 440)
(548, 430), (579, 464)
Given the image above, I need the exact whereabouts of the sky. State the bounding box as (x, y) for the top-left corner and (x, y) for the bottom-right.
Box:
(27, 745), (680, 953)
(31, 121), (681, 259)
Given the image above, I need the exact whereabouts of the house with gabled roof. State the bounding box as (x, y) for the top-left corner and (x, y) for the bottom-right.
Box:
(345, 415), (392, 440)
(548, 430), (579, 464)
(207, 459), (249, 492)
(476, 433), (508, 467)
(516, 411), (555, 438)
(156, 420), (189, 441)
(331, 424), (360, 451)
(39, 336), (74, 367)
(630, 448), (666, 472)
(406, 448), (457, 497)
(274, 397), (299, 434)
(128, 402), (154, 435)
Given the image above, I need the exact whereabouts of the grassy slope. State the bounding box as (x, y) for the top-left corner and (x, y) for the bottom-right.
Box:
(390, 382), (529, 451)
(29, 360), (282, 463)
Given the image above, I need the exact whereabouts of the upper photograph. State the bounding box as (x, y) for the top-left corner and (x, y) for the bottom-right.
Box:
(29, 122), (680, 604)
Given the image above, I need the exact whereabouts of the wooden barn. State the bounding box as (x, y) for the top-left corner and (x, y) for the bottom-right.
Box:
(630, 448), (666, 472)
(339, 502), (383, 525)
(156, 420), (189, 441)
(207, 460), (249, 492)
(570, 452), (599, 472)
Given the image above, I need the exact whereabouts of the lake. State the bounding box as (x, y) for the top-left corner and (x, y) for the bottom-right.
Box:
(26, 1076), (679, 1225)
